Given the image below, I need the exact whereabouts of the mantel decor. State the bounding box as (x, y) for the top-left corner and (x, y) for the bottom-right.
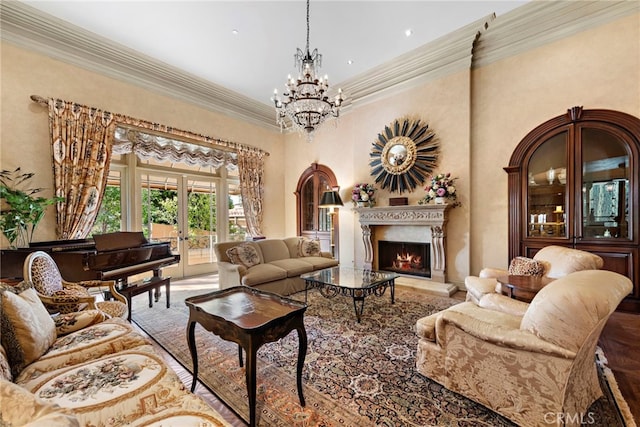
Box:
(369, 117), (439, 193)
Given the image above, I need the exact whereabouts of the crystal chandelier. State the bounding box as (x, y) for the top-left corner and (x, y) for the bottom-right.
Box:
(272, 0), (344, 137)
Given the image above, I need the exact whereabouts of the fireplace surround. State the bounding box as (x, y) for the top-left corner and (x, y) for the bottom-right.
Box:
(355, 204), (456, 296)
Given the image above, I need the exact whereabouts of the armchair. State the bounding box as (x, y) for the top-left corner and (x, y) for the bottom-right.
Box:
(465, 245), (604, 304)
(416, 269), (632, 427)
(23, 251), (127, 318)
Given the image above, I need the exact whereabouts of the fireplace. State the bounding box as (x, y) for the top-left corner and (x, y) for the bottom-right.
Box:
(379, 240), (431, 278)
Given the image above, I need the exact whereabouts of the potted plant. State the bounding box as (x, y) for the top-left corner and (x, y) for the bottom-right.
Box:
(0, 168), (61, 248)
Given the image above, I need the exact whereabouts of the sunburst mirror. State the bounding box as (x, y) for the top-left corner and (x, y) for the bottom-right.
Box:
(369, 117), (439, 193)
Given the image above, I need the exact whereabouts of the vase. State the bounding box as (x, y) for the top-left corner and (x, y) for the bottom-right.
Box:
(434, 197), (446, 205)
(356, 201), (365, 207)
(546, 167), (556, 185)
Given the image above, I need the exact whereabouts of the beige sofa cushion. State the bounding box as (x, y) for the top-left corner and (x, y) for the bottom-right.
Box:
(241, 263), (288, 286)
(533, 245), (604, 279)
(270, 259), (314, 277)
(256, 239), (291, 263)
(521, 270), (632, 353)
(0, 282), (56, 377)
(296, 255), (339, 270)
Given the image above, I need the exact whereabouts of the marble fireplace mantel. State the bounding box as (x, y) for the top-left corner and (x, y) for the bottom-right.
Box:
(355, 204), (452, 289)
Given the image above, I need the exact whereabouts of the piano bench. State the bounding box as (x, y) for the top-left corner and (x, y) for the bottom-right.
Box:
(117, 276), (171, 321)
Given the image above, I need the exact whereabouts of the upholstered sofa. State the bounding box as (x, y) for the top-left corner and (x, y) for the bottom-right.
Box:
(0, 281), (230, 427)
(214, 237), (339, 295)
(416, 269), (632, 427)
(465, 245), (604, 304)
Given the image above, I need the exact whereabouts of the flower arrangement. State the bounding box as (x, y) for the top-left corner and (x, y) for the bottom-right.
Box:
(352, 183), (376, 206)
(418, 172), (460, 206)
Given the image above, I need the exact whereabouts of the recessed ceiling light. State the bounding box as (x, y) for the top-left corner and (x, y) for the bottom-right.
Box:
(232, 29), (239, 35)
(405, 29), (413, 37)
(347, 60), (354, 65)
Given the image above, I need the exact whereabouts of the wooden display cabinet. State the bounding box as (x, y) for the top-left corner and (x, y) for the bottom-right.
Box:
(505, 107), (640, 313)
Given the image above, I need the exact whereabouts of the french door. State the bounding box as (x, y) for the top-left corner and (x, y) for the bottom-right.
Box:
(139, 172), (224, 278)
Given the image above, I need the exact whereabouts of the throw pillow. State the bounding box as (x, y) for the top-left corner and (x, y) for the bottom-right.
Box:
(508, 256), (545, 277)
(0, 281), (57, 378)
(54, 309), (107, 336)
(0, 379), (79, 427)
(298, 237), (321, 257)
(226, 244), (260, 268)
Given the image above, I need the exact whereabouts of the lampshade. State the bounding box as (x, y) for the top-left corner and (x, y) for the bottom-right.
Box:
(319, 190), (344, 208)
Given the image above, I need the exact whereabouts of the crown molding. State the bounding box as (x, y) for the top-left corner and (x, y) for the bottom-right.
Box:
(2, 1), (637, 130)
(473, 1), (640, 68)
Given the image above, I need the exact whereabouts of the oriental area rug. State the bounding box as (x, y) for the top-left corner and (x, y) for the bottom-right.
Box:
(131, 282), (631, 427)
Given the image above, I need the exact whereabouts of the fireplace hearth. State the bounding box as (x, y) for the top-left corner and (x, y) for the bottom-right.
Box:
(379, 240), (430, 278)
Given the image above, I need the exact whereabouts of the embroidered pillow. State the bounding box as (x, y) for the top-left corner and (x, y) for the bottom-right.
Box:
(298, 237), (321, 257)
(508, 256), (545, 277)
(0, 379), (79, 426)
(0, 281), (56, 378)
(54, 309), (107, 336)
(226, 244), (260, 268)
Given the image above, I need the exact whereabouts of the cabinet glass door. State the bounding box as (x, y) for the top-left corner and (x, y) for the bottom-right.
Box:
(580, 127), (630, 240)
(526, 131), (568, 238)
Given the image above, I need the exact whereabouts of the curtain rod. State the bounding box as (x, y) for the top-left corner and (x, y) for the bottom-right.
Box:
(30, 95), (269, 156)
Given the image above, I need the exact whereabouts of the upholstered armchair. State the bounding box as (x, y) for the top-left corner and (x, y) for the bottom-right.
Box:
(465, 245), (604, 305)
(23, 251), (128, 318)
(416, 269), (631, 427)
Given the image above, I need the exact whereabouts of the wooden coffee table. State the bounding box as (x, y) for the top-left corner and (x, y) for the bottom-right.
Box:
(497, 275), (551, 303)
(185, 286), (307, 427)
(301, 267), (397, 323)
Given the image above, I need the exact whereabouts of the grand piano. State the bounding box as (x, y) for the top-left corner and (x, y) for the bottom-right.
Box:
(0, 231), (180, 284)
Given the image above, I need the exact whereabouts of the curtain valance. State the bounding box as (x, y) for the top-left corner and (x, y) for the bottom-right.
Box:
(112, 126), (238, 171)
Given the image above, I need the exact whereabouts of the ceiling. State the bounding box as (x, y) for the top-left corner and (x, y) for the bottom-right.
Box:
(20, 1), (528, 109)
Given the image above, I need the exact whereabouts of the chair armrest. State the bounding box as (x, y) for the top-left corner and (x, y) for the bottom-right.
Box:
(41, 292), (97, 310)
(438, 309), (576, 359)
(217, 261), (244, 289)
(478, 293), (529, 317)
(479, 267), (509, 278)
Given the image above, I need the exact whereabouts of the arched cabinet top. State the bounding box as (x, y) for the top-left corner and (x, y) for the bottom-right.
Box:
(507, 107), (640, 170)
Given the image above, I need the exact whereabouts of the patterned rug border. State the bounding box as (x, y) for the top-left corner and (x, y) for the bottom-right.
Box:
(131, 284), (632, 427)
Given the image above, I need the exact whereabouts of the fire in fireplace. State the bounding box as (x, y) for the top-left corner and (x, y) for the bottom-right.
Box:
(378, 240), (431, 278)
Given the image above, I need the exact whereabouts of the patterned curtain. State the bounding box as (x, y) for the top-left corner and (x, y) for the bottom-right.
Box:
(237, 148), (266, 237)
(48, 98), (115, 239)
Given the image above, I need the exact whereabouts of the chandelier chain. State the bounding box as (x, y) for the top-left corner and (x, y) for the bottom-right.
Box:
(305, 0), (310, 54)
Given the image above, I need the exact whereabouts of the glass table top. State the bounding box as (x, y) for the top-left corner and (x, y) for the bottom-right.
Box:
(300, 267), (398, 290)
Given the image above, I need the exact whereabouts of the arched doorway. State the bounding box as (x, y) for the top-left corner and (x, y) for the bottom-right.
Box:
(294, 163), (340, 258)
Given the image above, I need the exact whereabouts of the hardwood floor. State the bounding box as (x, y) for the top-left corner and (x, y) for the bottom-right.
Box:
(599, 310), (640, 423)
(136, 280), (639, 425)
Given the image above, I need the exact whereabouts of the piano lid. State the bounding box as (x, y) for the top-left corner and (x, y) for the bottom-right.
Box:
(93, 231), (149, 252)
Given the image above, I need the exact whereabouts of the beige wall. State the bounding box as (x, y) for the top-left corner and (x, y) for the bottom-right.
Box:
(0, 43), (286, 243)
(1, 11), (638, 287)
(470, 12), (640, 275)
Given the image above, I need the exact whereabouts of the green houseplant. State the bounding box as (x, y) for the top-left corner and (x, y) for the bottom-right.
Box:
(0, 168), (61, 248)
